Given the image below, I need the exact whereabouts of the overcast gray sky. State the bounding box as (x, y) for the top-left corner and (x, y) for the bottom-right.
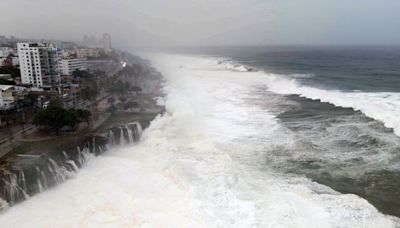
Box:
(1, 0), (400, 48)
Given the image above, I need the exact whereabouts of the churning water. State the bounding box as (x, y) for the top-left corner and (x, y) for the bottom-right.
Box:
(0, 52), (399, 227)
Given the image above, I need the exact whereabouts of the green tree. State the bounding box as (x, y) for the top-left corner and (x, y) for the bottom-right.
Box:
(0, 65), (20, 78)
(119, 97), (127, 104)
(124, 101), (139, 112)
(0, 78), (15, 85)
(73, 69), (94, 79)
(32, 105), (68, 135)
(74, 109), (91, 126)
(32, 106), (90, 134)
(64, 111), (80, 130)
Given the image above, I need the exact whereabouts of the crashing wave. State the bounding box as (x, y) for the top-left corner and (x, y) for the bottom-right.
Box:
(263, 73), (400, 136)
(215, 59), (256, 72)
(213, 58), (400, 137)
(289, 73), (315, 78)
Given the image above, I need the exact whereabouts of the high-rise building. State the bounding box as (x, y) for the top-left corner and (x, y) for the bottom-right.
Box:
(103, 33), (112, 53)
(17, 43), (61, 87)
(83, 35), (90, 45)
(90, 35), (96, 45)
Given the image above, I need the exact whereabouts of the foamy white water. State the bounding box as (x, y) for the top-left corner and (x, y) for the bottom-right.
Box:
(264, 73), (400, 136)
(0, 54), (398, 227)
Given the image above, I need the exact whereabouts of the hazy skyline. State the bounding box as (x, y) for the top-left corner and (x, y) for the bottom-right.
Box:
(1, 0), (400, 48)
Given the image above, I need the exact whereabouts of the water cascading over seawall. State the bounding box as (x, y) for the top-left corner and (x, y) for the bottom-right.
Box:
(108, 122), (143, 146)
(0, 121), (144, 211)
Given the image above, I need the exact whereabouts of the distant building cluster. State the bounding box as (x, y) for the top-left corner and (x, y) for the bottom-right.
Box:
(0, 47), (19, 66)
(0, 34), (113, 111)
(103, 33), (112, 54)
(82, 33), (113, 53)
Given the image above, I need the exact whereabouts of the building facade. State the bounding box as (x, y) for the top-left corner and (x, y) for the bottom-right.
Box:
(60, 58), (88, 75)
(0, 85), (15, 110)
(17, 43), (61, 87)
(103, 33), (112, 54)
(76, 48), (100, 59)
(75, 48), (89, 59)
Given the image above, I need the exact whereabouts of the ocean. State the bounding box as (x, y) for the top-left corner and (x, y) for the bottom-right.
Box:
(183, 46), (400, 215)
(0, 46), (399, 227)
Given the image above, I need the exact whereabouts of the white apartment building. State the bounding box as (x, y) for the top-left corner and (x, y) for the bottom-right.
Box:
(75, 48), (100, 59)
(75, 48), (89, 59)
(17, 43), (61, 87)
(60, 58), (88, 75)
(103, 33), (112, 54)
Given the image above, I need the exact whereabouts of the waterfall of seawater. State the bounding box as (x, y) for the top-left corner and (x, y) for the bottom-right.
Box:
(35, 167), (44, 193)
(119, 127), (125, 145)
(62, 151), (69, 160)
(108, 130), (116, 146)
(0, 122), (144, 212)
(18, 170), (27, 194)
(129, 121), (142, 141)
(1, 171), (29, 205)
(66, 160), (79, 173)
(126, 125), (134, 144)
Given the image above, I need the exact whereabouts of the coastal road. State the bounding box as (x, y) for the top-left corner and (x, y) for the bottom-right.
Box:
(0, 124), (37, 158)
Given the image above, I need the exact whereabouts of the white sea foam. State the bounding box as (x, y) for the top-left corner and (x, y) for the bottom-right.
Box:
(264, 73), (400, 136)
(154, 96), (166, 106)
(214, 58), (254, 72)
(0, 54), (398, 227)
(289, 73), (315, 78)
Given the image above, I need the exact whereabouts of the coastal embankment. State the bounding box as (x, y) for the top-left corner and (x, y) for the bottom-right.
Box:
(0, 51), (164, 210)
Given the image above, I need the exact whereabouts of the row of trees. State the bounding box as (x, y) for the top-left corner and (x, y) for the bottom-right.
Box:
(0, 65), (20, 78)
(0, 66), (19, 85)
(32, 105), (91, 135)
